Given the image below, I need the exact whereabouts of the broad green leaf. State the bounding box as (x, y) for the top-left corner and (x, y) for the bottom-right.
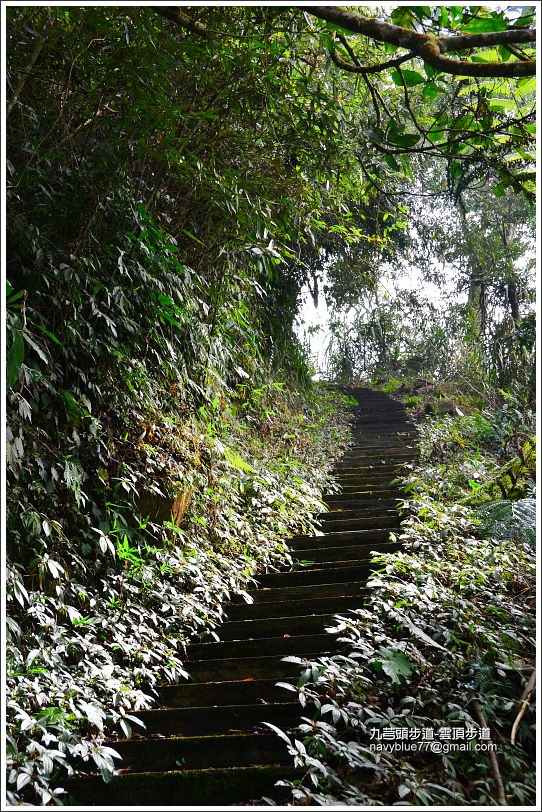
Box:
(222, 445), (256, 473)
(367, 126), (385, 144)
(7, 329), (24, 388)
(6, 286), (26, 308)
(384, 154), (401, 172)
(390, 68), (426, 87)
(388, 132), (421, 148)
(375, 648), (413, 684)
(497, 44), (512, 62)
(460, 16), (507, 34)
(513, 10), (535, 28)
(425, 128), (445, 143)
(34, 324), (62, 345)
(390, 7), (414, 28)
(422, 82), (443, 100)
(400, 155), (414, 181)
(383, 41), (399, 54)
(412, 7), (432, 23)
(402, 617), (448, 650)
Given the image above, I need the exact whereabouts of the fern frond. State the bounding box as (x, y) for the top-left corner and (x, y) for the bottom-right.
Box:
(475, 498), (536, 548)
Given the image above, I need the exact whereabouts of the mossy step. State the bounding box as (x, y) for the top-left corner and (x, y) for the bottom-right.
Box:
(331, 485), (403, 496)
(349, 427), (415, 435)
(320, 498), (400, 512)
(351, 428), (410, 433)
(288, 528), (391, 549)
(126, 701), (304, 736)
(320, 500), (400, 510)
(335, 473), (402, 484)
(187, 631), (343, 661)
(323, 489), (404, 501)
(290, 540), (401, 563)
(318, 507), (399, 520)
(223, 592), (369, 622)
(333, 464), (412, 476)
(336, 467), (404, 477)
(230, 580), (369, 606)
(102, 731), (292, 772)
(156, 677), (293, 708)
(185, 654), (306, 683)
(342, 448), (418, 457)
(318, 515), (400, 532)
(333, 476), (402, 487)
(62, 764), (297, 806)
(256, 561), (376, 587)
(332, 467), (410, 478)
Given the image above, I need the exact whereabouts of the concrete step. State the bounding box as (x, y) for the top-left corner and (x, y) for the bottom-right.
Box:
(209, 611), (339, 641)
(103, 731), (292, 771)
(126, 701), (306, 736)
(317, 515), (401, 532)
(323, 489), (404, 501)
(156, 677), (294, 708)
(184, 654), (307, 683)
(255, 561), (376, 587)
(62, 764), (297, 806)
(320, 498), (400, 511)
(232, 579), (369, 604)
(287, 527), (391, 550)
(186, 632), (343, 662)
(224, 592), (370, 621)
(290, 540), (401, 563)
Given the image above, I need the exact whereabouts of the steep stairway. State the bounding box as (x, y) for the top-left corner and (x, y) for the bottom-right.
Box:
(63, 388), (418, 806)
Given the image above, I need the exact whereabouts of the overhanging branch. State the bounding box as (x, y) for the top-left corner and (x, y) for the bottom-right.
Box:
(303, 6), (536, 78)
(150, 6), (212, 38)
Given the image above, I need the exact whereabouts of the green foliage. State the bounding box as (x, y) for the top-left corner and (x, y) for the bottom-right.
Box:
(6, 370), (351, 804)
(475, 498), (536, 548)
(5, 7), (364, 803)
(380, 378), (402, 393)
(4, 4), (537, 805)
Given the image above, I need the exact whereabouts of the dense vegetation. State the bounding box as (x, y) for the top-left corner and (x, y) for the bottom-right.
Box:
(4, 4), (536, 806)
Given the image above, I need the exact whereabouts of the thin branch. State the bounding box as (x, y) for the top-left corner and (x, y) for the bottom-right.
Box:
(367, 108), (535, 161)
(395, 66), (431, 141)
(362, 74), (381, 128)
(472, 699), (507, 805)
(510, 668), (536, 746)
(330, 45), (414, 74)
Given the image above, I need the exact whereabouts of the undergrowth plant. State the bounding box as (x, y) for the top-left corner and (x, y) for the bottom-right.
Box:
(6, 372), (351, 805)
(270, 404), (536, 806)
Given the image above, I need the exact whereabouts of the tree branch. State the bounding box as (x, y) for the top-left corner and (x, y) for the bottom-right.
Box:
(472, 699), (507, 805)
(150, 6), (212, 38)
(510, 668), (535, 746)
(330, 45), (414, 75)
(303, 6), (535, 78)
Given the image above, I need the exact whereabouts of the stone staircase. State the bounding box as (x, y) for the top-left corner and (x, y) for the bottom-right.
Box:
(63, 388), (418, 806)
